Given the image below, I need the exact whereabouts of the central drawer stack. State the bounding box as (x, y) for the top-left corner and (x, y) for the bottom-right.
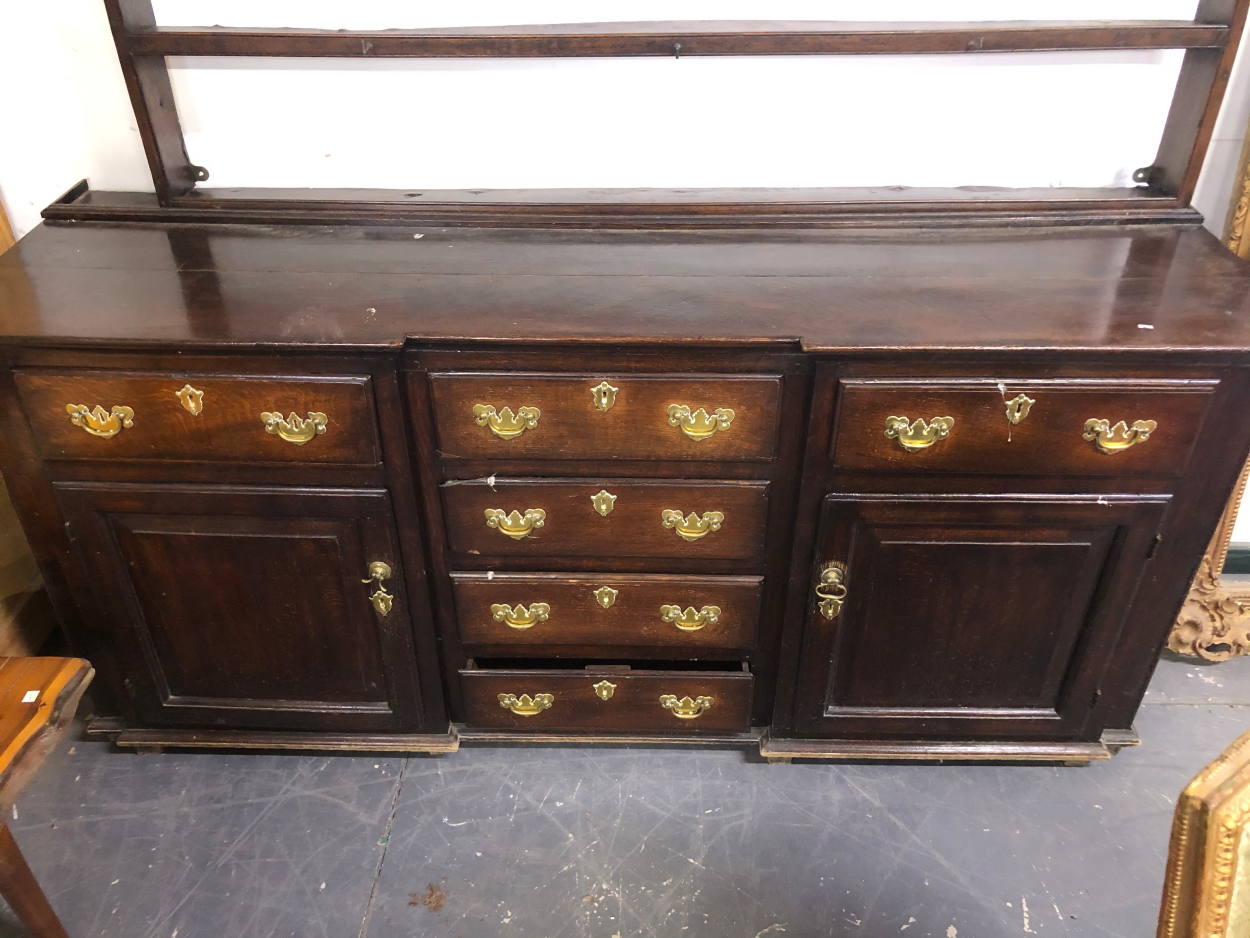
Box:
(423, 368), (786, 735)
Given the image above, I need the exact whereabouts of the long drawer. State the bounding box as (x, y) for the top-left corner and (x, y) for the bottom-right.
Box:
(451, 573), (762, 650)
(831, 378), (1217, 477)
(429, 372), (782, 461)
(441, 478), (770, 563)
(460, 663), (753, 733)
(15, 371), (380, 466)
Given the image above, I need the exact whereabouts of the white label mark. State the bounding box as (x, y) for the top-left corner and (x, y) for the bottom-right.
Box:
(21, 691), (37, 703)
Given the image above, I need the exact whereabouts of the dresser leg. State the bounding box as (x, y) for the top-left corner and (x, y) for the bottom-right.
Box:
(0, 823), (69, 938)
(765, 756), (793, 764)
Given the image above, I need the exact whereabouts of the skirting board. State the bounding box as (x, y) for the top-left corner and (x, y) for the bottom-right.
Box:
(759, 731), (1116, 764)
(455, 726), (764, 746)
(103, 723), (460, 754)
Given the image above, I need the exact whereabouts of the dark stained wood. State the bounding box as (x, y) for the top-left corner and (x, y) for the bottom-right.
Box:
(440, 478), (770, 565)
(460, 663), (752, 734)
(790, 494), (1169, 739)
(430, 373), (782, 461)
(111, 727), (458, 752)
(451, 573), (761, 651)
(46, 186), (1196, 230)
(1152, 0), (1250, 201)
(829, 378), (1218, 477)
(14, 371), (381, 466)
(125, 21), (1230, 57)
(2, 220), (1250, 756)
(86, 4), (1250, 222)
(102, 0), (199, 202)
(7, 223), (1250, 352)
(53, 483), (426, 733)
(758, 732), (1110, 763)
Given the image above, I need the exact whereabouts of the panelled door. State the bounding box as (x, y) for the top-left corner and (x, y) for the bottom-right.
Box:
(56, 482), (425, 732)
(791, 494), (1168, 739)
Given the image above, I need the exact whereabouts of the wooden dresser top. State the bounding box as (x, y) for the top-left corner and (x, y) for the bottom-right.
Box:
(2, 220), (1250, 354)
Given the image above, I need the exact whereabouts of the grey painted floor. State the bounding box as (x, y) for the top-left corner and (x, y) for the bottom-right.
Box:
(5, 653), (1250, 938)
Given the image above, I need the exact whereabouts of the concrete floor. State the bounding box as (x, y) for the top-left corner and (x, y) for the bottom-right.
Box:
(5, 653), (1250, 938)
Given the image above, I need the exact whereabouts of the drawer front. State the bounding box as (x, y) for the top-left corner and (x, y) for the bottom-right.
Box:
(460, 667), (753, 733)
(831, 379), (1217, 476)
(451, 573), (762, 650)
(441, 478), (769, 563)
(15, 371), (380, 466)
(429, 373), (782, 461)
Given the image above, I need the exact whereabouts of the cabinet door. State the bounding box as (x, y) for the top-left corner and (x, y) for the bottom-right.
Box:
(791, 495), (1168, 739)
(56, 483), (425, 732)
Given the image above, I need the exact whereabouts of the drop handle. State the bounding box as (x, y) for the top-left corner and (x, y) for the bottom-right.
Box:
(362, 561), (393, 616)
(815, 565), (848, 619)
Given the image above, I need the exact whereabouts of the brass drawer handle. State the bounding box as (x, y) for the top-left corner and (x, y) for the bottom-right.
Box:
(661, 509), (724, 542)
(65, 404), (134, 438)
(660, 694), (714, 719)
(660, 605), (721, 631)
(667, 404), (735, 441)
(361, 561), (393, 616)
(484, 508), (546, 539)
(261, 411), (327, 445)
(815, 565), (847, 620)
(491, 602), (551, 630)
(473, 404), (540, 440)
(884, 415), (954, 452)
(1082, 418), (1157, 454)
(498, 693), (554, 716)
(176, 384), (204, 415)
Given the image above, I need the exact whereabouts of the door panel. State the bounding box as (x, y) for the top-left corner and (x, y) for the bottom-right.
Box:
(55, 483), (424, 732)
(792, 494), (1168, 739)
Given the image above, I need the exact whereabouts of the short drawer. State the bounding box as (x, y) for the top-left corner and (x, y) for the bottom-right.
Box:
(831, 378), (1217, 477)
(460, 662), (753, 733)
(15, 371), (380, 466)
(441, 478), (769, 563)
(429, 373), (782, 461)
(451, 573), (762, 650)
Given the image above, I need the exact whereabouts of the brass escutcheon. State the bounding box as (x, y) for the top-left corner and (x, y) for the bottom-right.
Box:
(260, 411), (327, 445)
(1005, 393), (1035, 425)
(592, 680), (616, 700)
(590, 381), (618, 412)
(660, 605), (721, 632)
(491, 602), (551, 630)
(473, 404), (540, 440)
(1082, 418), (1158, 455)
(175, 384), (204, 416)
(667, 404), (735, 441)
(883, 415), (954, 452)
(591, 490), (618, 517)
(815, 564), (848, 620)
(593, 586), (619, 609)
(65, 404), (134, 438)
(497, 693), (554, 716)
(659, 695), (714, 719)
(484, 508), (546, 539)
(661, 509), (724, 542)
(361, 561), (394, 617)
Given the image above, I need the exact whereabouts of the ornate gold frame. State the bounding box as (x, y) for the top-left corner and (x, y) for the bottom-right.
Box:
(1171, 457), (1250, 659)
(1157, 728), (1250, 937)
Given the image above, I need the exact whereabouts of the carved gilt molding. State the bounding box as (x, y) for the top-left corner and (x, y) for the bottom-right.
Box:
(1171, 456), (1250, 660)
